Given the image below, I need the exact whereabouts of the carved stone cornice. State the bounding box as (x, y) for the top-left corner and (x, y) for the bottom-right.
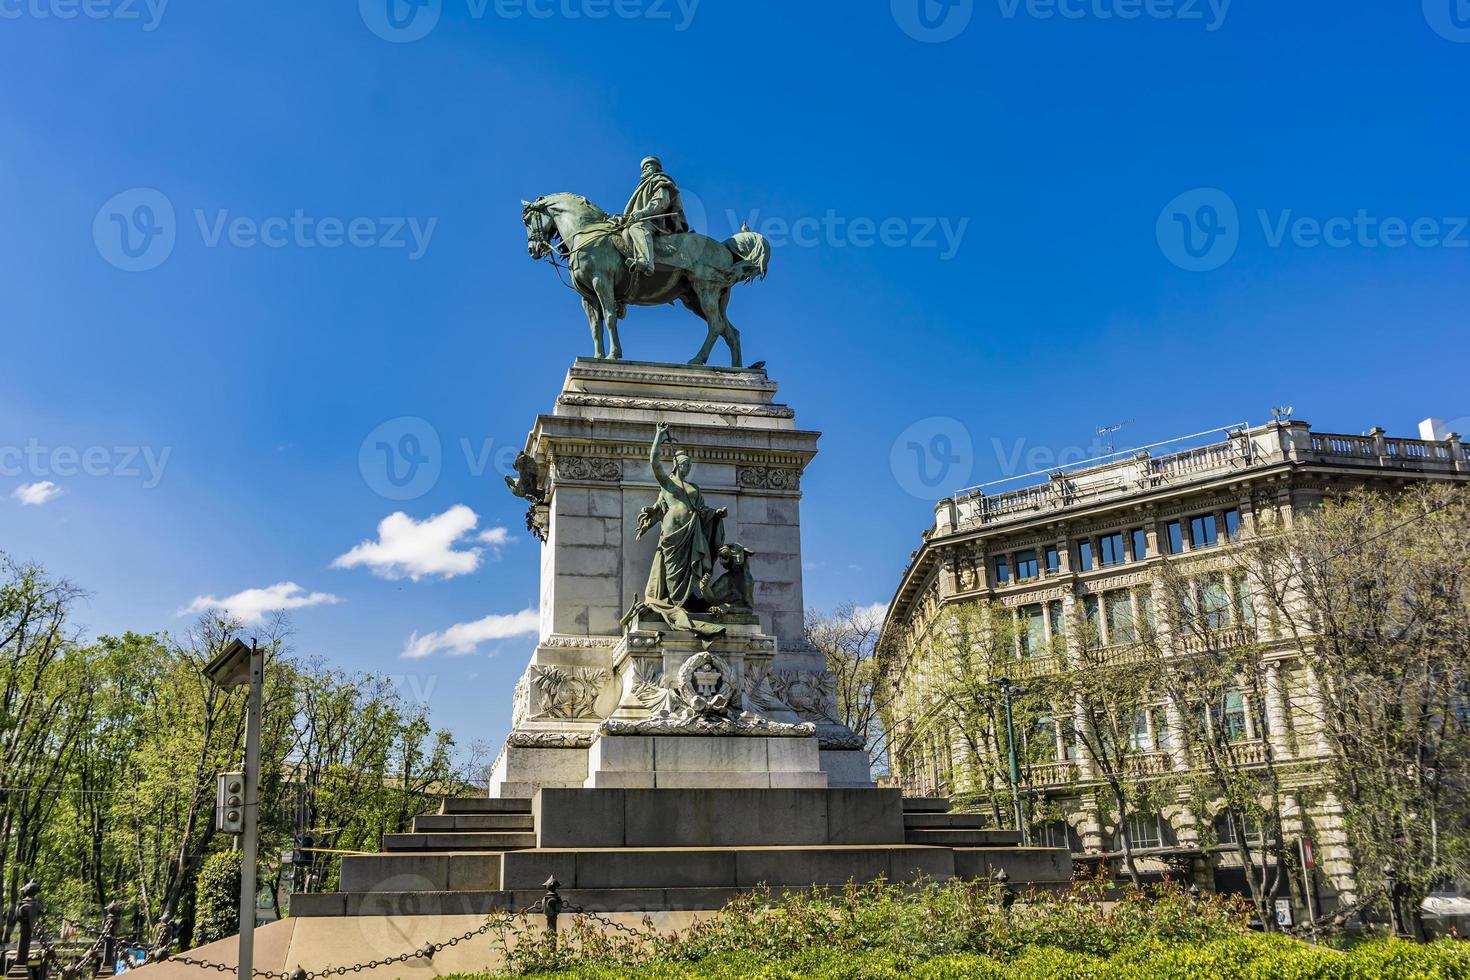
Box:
(541, 635), (622, 650)
(599, 717), (817, 738)
(558, 392), (796, 419)
(506, 731), (596, 749)
(569, 364), (779, 392)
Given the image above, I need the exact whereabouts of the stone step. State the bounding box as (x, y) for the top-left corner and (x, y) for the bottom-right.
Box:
(412, 813), (536, 833)
(500, 845), (958, 891)
(901, 797), (951, 813)
(903, 812), (1007, 830)
(338, 852), (502, 894)
(383, 832), (538, 852)
(903, 828), (1023, 847)
(953, 847), (1072, 884)
(438, 797), (532, 815)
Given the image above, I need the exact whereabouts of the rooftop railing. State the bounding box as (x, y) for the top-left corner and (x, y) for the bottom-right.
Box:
(946, 422), (1465, 533)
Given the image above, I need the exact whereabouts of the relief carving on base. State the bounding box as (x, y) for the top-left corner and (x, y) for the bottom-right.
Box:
(605, 650), (815, 738)
(529, 665), (612, 720)
(737, 465), (801, 491)
(768, 670), (840, 725)
(552, 455), (622, 483)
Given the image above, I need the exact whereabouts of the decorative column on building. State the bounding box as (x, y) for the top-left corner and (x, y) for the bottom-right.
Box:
(1263, 661), (1293, 759)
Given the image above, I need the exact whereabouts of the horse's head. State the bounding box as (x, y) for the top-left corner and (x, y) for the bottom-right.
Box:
(521, 197), (558, 260)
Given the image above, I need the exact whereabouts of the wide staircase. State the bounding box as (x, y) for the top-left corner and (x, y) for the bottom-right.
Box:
(292, 790), (1071, 917)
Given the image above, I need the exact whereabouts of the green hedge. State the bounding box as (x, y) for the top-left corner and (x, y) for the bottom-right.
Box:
(497, 937), (1470, 979)
(460, 878), (1470, 978)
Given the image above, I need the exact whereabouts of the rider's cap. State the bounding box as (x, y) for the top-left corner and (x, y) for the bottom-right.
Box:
(641, 156), (662, 171)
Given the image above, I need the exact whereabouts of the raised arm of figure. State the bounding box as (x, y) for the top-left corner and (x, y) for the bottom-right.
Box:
(650, 422), (678, 494)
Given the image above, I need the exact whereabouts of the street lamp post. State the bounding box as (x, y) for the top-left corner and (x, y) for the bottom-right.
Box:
(204, 637), (264, 980)
(995, 678), (1031, 846)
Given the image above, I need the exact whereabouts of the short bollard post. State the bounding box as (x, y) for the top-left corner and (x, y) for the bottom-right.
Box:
(541, 876), (564, 939)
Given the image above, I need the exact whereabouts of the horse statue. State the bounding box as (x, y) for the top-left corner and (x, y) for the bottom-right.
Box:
(522, 192), (770, 367)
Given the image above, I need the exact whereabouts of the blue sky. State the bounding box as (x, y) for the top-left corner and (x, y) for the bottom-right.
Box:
(2, 0), (1467, 757)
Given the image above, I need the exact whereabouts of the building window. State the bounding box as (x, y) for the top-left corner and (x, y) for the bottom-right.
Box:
(1048, 601), (1065, 641)
(994, 556), (1010, 585)
(1015, 549), (1039, 580)
(1165, 521), (1184, 555)
(1200, 574), (1231, 629)
(1137, 591), (1156, 632)
(1215, 811), (1264, 846)
(1126, 710), (1153, 752)
(1031, 716), (1059, 762)
(1083, 595), (1102, 642)
(1224, 508), (1242, 541)
(1235, 575), (1256, 627)
(1131, 528), (1148, 561)
(1123, 813), (1164, 850)
(1045, 545), (1060, 574)
(1215, 690), (1250, 742)
(1099, 532), (1126, 567)
(1106, 591), (1135, 643)
(1035, 820), (1079, 851)
(1077, 539), (1095, 572)
(1020, 604), (1046, 657)
(1190, 513), (1219, 549)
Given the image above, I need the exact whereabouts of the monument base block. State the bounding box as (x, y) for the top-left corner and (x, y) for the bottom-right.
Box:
(583, 734), (827, 789)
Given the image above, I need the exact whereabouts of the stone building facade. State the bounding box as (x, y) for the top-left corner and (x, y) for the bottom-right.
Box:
(878, 418), (1470, 916)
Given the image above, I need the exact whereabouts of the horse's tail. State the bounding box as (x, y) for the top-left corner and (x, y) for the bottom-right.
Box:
(723, 229), (771, 284)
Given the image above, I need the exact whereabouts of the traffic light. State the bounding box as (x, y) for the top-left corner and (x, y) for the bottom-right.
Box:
(216, 771), (245, 834)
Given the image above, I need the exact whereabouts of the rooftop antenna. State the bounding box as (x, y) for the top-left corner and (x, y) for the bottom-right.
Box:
(1095, 419), (1133, 455)
(1270, 406), (1295, 421)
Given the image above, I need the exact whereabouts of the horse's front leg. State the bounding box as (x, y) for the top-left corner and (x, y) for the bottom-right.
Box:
(688, 282), (724, 365)
(591, 273), (620, 360)
(581, 296), (605, 359)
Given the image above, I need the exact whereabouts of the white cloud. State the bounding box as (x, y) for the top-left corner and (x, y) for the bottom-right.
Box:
(12, 481), (62, 506)
(853, 602), (889, 628)
(179, 582), (342, 625)
(332, 505), (512, 581)
(402, 608), (539, 660)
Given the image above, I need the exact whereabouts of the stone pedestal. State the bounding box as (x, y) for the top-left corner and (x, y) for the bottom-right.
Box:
(488, 359), (871, 797)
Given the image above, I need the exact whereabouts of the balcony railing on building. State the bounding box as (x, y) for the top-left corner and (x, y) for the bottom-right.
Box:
(946, 421), (1467, 533)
